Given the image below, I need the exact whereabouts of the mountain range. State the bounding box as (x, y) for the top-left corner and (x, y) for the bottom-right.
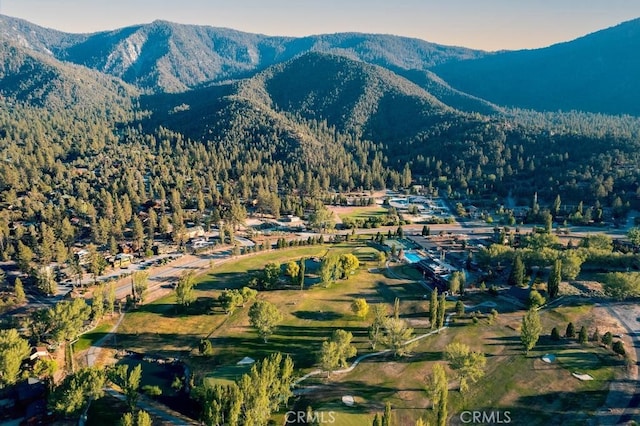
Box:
(2, 14), (639, 117)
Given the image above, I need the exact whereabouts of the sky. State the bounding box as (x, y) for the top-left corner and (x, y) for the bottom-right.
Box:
(2, 0), (640, 51)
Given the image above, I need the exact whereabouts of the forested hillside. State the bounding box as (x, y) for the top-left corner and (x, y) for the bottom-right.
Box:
(0, 18), (638, 280)
(432, 18), (640, 115)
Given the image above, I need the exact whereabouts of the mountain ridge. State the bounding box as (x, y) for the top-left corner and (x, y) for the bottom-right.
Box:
(0, 14), (487, 93)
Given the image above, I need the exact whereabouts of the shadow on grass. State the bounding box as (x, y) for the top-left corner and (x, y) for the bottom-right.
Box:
(292, 310), (343, 321)
(135, 296), (214, 317)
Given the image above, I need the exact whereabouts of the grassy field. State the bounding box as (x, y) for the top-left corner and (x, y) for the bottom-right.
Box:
(109, 242), (625, 425)
(301, 305), (622, 426)
(335, 205), (388, 222)
(74, 318), (118, 352)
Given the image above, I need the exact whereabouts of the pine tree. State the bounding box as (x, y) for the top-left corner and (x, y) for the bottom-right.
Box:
(508, 253), (525, 286)
(547, 259), (561, 299)
(579, 326), (588, 344)
(566, 322), (575, 338)
(14, 277), (26, 304)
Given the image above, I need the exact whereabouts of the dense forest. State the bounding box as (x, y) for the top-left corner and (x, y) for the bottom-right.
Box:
(0, 19), (639, 298)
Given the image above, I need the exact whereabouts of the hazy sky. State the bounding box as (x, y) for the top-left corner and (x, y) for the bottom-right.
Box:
(2, 0), (640, 51)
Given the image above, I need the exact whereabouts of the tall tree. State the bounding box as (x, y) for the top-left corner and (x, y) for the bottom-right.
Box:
(0, 329), (30, 386)
(105, 282), (116, 316)
(383, 317), (416, 357)
(285, 261), (300, 285)
(14, 277), (26, 304)
(426, 363), (448, 426)
(508, 253), (525, 286)
(382, 401), (393, 426)
(437, 293), (446, 329)
(109, 364), (142, 410)
(175, 271), (196, 307)
(520, 309), (542, 354)
(132, 271), (149, 303)
(299, 258), (306, 290)
(92, 286), (104, 321)
(340, 253), (360, 279)
(547, 259), (561, 299)
(248, 301), (283, 343)
(319, 329), (357, 377)
(368, 303), (388, 350)
(444, 342), (486, 393)
(430, 289), (439, 330)
(49, 367), (106, 416)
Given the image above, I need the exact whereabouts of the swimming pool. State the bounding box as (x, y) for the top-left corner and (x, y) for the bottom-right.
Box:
(404, 252), (423, 263)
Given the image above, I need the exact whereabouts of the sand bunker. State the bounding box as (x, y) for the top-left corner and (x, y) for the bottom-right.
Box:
(572, 372), (594, 381)
(342, 395), (355, 406)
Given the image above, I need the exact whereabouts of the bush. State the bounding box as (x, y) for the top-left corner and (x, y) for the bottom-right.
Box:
(142, 385), (162, 396)
(455, 300), (465, 316)
(612, 340), (626, 356)
(565, 322), (576, 338)
(199, 339), (213, 356)
(602, 331), (613, 346)
(551, 327), (560, 341)
(578, 326), (588, 344)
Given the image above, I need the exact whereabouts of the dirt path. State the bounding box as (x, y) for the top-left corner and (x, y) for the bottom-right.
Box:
(596, 303), (640, 425)
(85, 313), (125, 367)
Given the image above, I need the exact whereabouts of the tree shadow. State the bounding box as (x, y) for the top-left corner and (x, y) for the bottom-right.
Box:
(292, 310), (343, 321)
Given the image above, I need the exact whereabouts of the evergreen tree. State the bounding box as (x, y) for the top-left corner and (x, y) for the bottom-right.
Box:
(547, 259), (561, 299)
(566, 322), (576, 338)
(579, 325), (588, 344)
(508, 253), (525, 286)
(299, 258), (306, 290)
(14, 277), (26, 304)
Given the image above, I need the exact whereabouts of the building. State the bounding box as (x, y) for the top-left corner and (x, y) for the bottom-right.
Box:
(416, 256), (457, 289)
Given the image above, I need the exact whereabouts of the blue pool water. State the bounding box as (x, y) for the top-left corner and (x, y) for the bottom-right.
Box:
(404, 252), (423, 263)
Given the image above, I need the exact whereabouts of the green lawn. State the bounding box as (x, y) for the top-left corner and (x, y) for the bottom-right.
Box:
(75, 320), (117, 352)
(111, 242), (624, 425)
(337, 206), (387, 222)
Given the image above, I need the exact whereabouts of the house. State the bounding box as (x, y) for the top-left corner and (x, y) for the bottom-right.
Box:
(185, 225), (205, 240)
(28, 347), (51, 362)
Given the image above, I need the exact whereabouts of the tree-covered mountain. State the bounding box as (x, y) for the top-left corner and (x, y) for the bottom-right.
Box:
(431, 18), (640, 116)
(0, 14), (485, 94)
(0, 39), (136, 113)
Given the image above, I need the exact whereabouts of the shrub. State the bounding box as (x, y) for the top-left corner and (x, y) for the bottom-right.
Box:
(551, 327), (560, 341)
(565, 322), (575, 338)
(602, 331), (613, 346)
(198, 339), (213, 356)
(142, 385), (162, 396)
(578, 326), (588, 344)
(612, 340), (626, 356)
